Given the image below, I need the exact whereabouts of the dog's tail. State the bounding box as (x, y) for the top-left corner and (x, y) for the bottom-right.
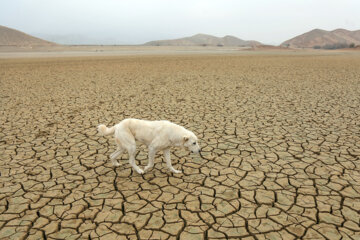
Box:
(97, 124), (115, 136)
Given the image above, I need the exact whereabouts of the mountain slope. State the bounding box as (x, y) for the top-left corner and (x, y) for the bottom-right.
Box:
(0, 25), (57, 46)
(281, 28), (360, 48)
(144, 34), (261, 47)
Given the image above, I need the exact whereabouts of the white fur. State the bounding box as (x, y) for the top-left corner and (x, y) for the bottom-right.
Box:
(97, 118), (200, 174)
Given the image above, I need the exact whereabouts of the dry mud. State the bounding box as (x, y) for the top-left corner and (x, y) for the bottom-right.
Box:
(1, 54), (360, 239)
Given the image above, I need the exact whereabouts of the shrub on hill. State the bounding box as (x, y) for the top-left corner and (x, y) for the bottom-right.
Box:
(313, 43), (356, 49)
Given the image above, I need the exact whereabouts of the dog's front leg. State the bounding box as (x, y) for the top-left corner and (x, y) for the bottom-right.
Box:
(144, 146), (156, 172)
(164, 148), (181, 174)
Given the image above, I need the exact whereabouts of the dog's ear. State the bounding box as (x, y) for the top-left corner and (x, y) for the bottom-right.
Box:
(183, 136), (189, 142)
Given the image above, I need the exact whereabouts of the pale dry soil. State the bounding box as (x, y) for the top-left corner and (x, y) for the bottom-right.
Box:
(0, 54), (360, 239)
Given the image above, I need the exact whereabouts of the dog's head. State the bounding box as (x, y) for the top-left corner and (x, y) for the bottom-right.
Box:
(183, 133), (201, 154)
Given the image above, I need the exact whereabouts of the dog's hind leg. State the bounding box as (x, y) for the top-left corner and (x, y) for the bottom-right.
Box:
(128, 145), (144, 174)
(164, 148), (181, 174)
(144, 146), (156, 172)
(110, 147), (123, 167)
(118, 130), (144, 174)
(110, 138), (124, 167)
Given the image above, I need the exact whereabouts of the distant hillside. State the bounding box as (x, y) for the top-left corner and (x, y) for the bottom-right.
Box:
(144, 34), (261, 47)
(0, 25), (57, 46)
(281, 28), (360, 48)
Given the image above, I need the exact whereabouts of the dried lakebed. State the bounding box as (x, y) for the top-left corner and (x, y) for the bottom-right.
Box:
(0, 54), (360, 239)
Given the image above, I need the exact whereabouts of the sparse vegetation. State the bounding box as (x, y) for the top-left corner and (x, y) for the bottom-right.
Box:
(323, 43), (349, 49)
(313, 43), (356, 49)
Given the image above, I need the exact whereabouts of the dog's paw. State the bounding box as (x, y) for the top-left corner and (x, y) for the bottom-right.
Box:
(112, 162), (120, 167)
(137, 169), (145, 174)
(144, 166), (151, 172)
(171, 169), (182, 174)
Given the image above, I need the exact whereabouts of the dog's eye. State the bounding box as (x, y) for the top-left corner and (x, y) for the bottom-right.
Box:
(193, 142), (196, 145)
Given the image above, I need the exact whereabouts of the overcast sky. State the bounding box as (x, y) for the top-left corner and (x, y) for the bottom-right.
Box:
(1, 0), (360, 45)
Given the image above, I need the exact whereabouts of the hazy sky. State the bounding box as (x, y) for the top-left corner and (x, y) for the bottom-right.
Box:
(1, 0), (360, 45)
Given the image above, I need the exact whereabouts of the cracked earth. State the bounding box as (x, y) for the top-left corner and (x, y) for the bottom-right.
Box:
(1, 54), (360, 239)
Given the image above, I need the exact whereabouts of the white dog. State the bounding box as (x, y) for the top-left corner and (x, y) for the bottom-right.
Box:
(97, 118), (201, 174)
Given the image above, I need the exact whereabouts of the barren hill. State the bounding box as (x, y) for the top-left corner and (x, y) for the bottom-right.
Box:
(281, 28), (360, 48)
(144, 34), (261, 47)
(0, 25), (56, 46)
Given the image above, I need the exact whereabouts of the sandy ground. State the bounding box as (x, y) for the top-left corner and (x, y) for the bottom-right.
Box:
(1, 45), (357, 58)
(0, 46), (252, 58)
(1, 52), (360, 239)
